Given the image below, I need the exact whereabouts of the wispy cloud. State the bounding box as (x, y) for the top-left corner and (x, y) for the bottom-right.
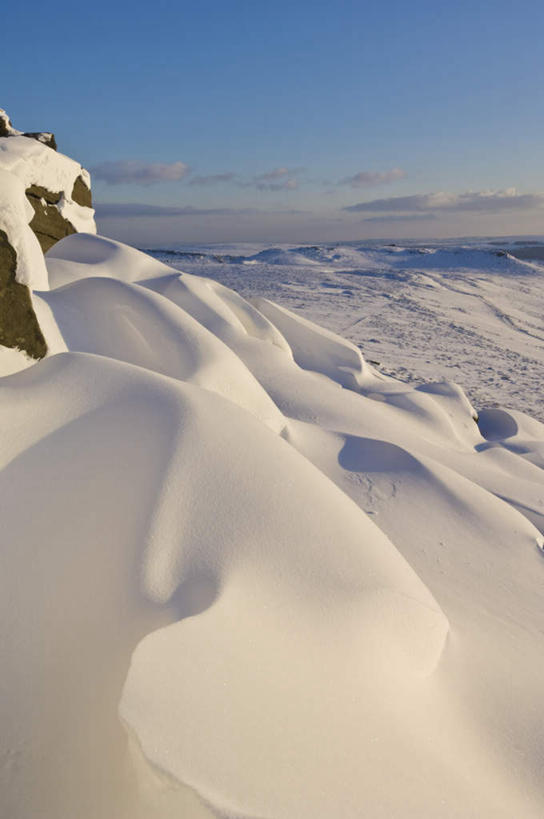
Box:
(256, 167), (290, 181)
(256, 178), (299, 191)
(92, 160), (189, 185)
(189, 172), (237, 186)
(95, 203), (308, 218)
(246, 166), (304, 191)
(339, 168), (406, 188)
(96, 203), (246, 217)
(344, 189), (544, 213)
(361, 213), (437, 223)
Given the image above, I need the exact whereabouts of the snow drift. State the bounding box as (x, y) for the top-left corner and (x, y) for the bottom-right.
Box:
(1, 232), (544, 819)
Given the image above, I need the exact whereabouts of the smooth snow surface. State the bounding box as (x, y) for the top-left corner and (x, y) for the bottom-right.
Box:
(2, 233), (544, 819)
(0, 341), (36, 376)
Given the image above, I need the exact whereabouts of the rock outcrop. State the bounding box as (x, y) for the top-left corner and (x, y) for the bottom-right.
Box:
(25, 184), (77, 253)
(0, 109), (96, 359)
(0, 109), (57, 150)
(0, 228), (47, 358)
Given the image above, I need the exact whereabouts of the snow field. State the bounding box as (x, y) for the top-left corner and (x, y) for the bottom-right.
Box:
(153, 238), (544, 421)
(1, 233), (543, 818)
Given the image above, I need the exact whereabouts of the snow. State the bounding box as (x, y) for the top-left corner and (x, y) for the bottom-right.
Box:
(150, 238), (544, 421)
(0, 109), (24, 137)
(1, 232), (544, 818)
(0, 135), (91, 200)
(57, 195), (96, 234)
(0, 341), (36, 376)
(0, 132), (95, 289)
(37, 278), (284, 430)
(0, 168), (49, 289)
(46, 233), (175, 286)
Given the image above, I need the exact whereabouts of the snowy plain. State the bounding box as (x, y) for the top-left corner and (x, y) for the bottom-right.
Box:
(2, 233), (544, 819)
(149, 237), (544, 421)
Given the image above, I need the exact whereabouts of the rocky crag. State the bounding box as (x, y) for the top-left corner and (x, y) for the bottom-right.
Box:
(0, 109), (95, 358)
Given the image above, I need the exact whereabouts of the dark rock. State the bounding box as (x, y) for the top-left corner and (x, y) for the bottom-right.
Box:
(0, 110), (16, 137)
(0, 230), (47, 358)
(22, 131), (57, 151)
(0, 110), (57, 150)
(25, 184), (61, 205)
(25, 187), (76, 253)
(71, 175), (92, 207)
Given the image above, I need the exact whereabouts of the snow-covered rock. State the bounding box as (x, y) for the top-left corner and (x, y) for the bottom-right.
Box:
(0, 108), (56, 149)
(0, 109), (95, 360)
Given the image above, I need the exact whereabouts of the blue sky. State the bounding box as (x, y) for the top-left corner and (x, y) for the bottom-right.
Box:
(5, 0), (544, 243)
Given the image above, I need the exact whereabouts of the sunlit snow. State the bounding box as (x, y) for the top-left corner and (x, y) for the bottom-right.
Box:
(1, 233), (544, 818)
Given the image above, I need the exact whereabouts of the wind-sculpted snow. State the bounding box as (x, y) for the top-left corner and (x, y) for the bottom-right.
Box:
(37, 278), (284, 431)
(2, 233), (544, 819)
(151, 237), (544, 422)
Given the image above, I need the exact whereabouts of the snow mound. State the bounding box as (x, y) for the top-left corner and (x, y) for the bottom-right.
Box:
(248, 246), (325, 266)
(38, 277), (284, 430)
(2, 234), (544, 819)
(46, 233), (171, 287)
(253, 296), (378, 390)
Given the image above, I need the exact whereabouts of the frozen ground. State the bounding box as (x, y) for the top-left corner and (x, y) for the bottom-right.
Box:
(149, 236), (544, 420)
(2, 233), (544, 819)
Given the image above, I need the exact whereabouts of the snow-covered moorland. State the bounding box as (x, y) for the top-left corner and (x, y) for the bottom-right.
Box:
(2, 232), (544, 818)
(150, 237), (544, 421)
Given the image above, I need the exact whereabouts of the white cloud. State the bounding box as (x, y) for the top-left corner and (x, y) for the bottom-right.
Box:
(92, 160), (189, 185)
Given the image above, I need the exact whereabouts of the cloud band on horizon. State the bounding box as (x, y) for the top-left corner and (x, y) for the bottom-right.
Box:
(189, 173), (237, 186)
(344, 189), (544, 213)
(361, 213), (437, 222)
(92, 160), (189, 185)
(94, 203), (308, 218)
